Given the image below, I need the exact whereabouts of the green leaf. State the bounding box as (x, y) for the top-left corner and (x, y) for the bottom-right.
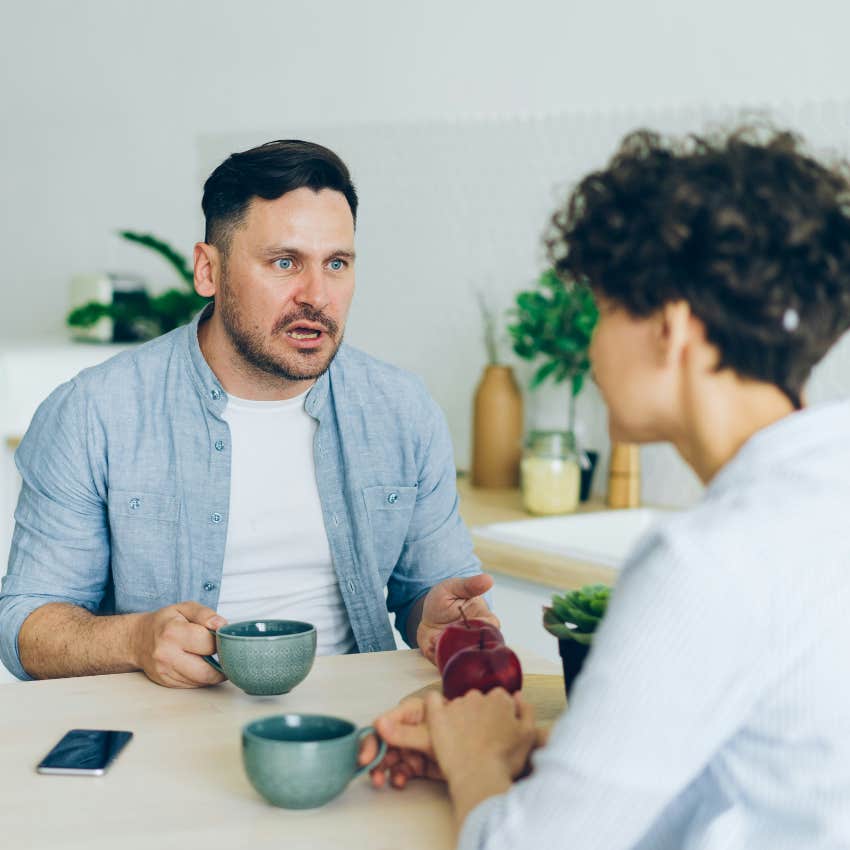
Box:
(530, 359), (561, 389)
(66, 301), (113, 328)
(508, 268), (599, 415)
(119, 231), (195, 289)
(542, 607), (578, 639)
(571, 373), (585, 397)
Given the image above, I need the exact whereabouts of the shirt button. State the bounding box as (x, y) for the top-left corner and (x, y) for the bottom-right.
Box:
(211, 512), (223, 524)
(332, 514), (341, 527)
(210, 388), (222, 400)
(128, 497), (141, 510)
(203, 581), (217, 592)
(347, 579), (356, 593)
(214, 440), (225, 452)
(387, 492), (399, 505)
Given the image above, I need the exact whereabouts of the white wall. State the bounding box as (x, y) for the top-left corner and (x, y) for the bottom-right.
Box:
(3, 0), (850, 505)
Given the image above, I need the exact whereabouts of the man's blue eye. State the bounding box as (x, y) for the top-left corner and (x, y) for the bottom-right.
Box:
(329, 259), (344, 271)
(276, 258), (293, 270)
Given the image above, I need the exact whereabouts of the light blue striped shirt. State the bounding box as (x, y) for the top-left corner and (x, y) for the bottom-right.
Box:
(460, 401), (850, 850)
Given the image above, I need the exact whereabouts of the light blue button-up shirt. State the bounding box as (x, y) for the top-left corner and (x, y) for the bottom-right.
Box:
(0, 308), (481, 680)
(460, 400), (850, 850)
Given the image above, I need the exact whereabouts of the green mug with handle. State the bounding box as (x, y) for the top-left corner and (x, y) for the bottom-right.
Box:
(203, 619), (317, 696)
(242, 714), (388, 808)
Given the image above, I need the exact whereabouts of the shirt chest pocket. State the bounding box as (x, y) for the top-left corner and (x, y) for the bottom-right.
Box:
(362, 485), (417, 580)
(108, 489), (179, 602)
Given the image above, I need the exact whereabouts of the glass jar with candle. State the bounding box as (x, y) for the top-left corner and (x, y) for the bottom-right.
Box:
(520, 430), (581, 515)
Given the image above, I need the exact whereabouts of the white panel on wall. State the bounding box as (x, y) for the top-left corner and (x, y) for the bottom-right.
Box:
(200, 100), (850, 507)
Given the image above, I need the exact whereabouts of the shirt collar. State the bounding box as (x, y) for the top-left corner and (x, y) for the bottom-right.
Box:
(182, 302), (333, 419)
(708, 399), (850, 494)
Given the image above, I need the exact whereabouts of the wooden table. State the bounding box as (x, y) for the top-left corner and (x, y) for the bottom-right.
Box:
(456, 478), (618, 590)
(0, 648), (558, 850)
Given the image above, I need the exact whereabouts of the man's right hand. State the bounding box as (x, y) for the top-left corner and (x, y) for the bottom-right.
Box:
(132, 601), (227, 688)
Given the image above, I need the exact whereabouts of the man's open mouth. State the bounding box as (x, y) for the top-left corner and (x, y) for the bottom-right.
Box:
(284, 322), (328, 341)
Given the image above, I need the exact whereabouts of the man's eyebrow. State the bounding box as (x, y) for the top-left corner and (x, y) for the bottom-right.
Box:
(261, 246), (356, 261)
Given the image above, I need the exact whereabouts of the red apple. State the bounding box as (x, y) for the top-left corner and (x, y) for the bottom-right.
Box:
(441, 638), (523, 700)
(435, 618), (505, 674)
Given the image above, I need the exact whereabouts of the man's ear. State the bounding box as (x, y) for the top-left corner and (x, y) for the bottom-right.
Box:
(194, 242), (221, 298)
(657, 300), (693, 368)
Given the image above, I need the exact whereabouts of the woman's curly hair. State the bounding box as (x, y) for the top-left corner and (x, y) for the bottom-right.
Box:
(548, 125), (850, 407)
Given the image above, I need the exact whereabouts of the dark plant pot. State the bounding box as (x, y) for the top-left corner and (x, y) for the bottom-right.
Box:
(579, 450), (599, 502)
(558, 638), (591, 698)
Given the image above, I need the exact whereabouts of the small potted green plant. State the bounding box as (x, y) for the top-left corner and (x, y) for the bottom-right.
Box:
(67, 231), (210, 342)
(543, 583), (611, 696)
(508, 269), (599, 501)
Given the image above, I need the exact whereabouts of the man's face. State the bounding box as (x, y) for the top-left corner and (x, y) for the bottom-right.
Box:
(216, 187), (355, 382)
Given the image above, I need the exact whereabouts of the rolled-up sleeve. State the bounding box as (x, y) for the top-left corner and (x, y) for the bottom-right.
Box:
(386, 394), (483, 644)
(0, 380), (109, 679)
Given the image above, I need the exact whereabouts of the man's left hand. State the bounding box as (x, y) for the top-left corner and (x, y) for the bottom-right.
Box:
(416, 573), (500, 665)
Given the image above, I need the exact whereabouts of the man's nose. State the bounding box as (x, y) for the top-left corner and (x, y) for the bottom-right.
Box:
(294, 265), (330, 310)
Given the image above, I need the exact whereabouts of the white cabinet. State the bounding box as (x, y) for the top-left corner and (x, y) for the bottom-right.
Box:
(489, 573), (561, 665)
(0, 338), (132, 682)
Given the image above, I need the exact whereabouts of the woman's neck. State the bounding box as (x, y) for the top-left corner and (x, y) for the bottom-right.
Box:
(673, 375), (798, 484)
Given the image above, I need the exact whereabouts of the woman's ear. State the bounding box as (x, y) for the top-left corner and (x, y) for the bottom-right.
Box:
(656, 300), (693, 368)
(193, 242), (221, 298)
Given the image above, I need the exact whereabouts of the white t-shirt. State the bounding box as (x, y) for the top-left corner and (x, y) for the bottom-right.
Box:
(216, 389), (356, 656)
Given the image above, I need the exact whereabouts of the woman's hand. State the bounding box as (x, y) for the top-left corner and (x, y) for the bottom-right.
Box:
(361, 688), (543, 800)
(358, 696), (444, 789)
(426, 687), (537, 785)
(426, 687), (537, 829)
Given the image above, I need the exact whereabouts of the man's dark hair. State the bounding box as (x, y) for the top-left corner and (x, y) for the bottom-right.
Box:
(202, 139), (358, 254)
(548, 125), (850, 408)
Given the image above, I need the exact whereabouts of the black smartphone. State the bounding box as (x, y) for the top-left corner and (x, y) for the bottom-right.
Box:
(36, 729), (133, 776)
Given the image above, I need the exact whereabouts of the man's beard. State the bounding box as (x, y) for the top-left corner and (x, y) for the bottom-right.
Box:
(218, 278), (343, 382)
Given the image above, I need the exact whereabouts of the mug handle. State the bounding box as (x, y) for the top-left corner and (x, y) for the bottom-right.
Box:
(202, 628), (225, 676)
(354, 726), (387, 777)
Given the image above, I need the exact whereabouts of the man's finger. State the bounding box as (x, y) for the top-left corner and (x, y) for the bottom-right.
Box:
(452, 598), (501, 629)
(173, 651), (227, 686)
(174, 600), (226, 630)
(440, 573), (494, 600)
(176, 621), (219, 657)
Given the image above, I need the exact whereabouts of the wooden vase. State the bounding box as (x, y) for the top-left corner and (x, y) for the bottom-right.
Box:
(470, 365), (523, 488)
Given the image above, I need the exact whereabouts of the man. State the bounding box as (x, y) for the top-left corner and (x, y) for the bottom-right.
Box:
(0, 140), (496, 686)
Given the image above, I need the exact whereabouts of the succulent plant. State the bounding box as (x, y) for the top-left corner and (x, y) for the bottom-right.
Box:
(543, 583), (611, 646)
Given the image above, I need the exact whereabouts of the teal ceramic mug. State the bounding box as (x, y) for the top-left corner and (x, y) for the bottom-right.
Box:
(203, 620), (317, 696)
(242, 714), (388, 809)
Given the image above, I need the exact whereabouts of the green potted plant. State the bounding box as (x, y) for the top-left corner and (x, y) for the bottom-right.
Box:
(508, 268), (599, 501)
(67, 231), (210, 342)
(543, 583), (611, 696)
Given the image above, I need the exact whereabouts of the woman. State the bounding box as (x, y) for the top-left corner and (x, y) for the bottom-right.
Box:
(360, 126), (850, 849)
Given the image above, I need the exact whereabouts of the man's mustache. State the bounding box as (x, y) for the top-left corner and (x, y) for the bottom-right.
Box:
(272, 307), (339, 337)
